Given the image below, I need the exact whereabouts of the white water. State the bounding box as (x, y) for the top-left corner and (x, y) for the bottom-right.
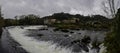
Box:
(23, 25), (47, 29)
(8, 26), (72, 53)
(7, 26), (106, 53)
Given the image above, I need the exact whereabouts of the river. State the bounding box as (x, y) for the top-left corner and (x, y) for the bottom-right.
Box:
(0, 26), (107, 53)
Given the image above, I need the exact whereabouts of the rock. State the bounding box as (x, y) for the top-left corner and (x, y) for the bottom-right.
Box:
(64, 35), (69, 37)
(37, 34), (44, 37)
(70, 31), (74, 33)
(78, 33), (81, 34)
(61, 29), (69, 33)
(20, 26), (24, 29)
(0, 28), (3, 38)
(71, 39), (89, 52)
(81, 36), (91, 45)
(53, 28), (59, 31)
(71, 39), (81, 44)
(79, 43), (89, 52)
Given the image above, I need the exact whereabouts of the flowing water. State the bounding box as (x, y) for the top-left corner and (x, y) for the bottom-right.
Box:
(1, 26), (107, 53)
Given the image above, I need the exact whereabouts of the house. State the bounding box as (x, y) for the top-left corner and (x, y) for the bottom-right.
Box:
(44, 17), (79, 24)
(44, 19), (56, 24)
(62, 18), (79, 23)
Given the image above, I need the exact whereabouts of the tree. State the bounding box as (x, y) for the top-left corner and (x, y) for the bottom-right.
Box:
(104, 8), (120, 53)
(0, 6), (4, 36)
(0, 6), (4, 27)
(102, 0), (119, 18)
(102, 0), (120, 53)
(19, 14), (43, 25)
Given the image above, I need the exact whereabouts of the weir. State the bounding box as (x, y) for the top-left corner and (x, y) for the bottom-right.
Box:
(1, 27), (28, 53)
(1, 26), (106, 53)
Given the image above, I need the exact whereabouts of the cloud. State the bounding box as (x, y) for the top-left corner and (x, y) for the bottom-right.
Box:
(0, 0), (109, 18)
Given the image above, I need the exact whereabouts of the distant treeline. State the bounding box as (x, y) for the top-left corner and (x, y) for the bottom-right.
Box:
(1, 12), (113, 30)
(4, 14), (44, 26)
(0, 6), (114, 30)
(43, 12), (113, 30)
(0, 12), (114, 29)
(1, 12), (112, 26)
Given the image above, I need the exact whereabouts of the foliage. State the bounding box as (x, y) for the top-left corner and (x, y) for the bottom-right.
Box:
(4, 14), (44, 26)
(4, 19), (18, 26)
(3, 12), (113, 31)
(43, 12), (113, 30)
(104, 8), (120, 53)
(92, 37), (101, 49)
(0, 6), (4, 36)
(0, 6), (4, 27)
(19, 14), (43, 25)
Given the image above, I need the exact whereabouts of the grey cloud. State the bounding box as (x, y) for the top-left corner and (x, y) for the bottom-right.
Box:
(0, 0), (108, 18)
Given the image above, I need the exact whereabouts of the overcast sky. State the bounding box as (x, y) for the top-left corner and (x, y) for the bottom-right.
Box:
(0, 0), (119, 18)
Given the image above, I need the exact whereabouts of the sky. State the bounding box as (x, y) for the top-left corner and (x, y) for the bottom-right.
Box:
(0, 0), (119, 18)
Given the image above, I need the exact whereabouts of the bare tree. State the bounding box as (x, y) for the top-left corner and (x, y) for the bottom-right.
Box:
(103, 0), (120, 53)
(102, 0), (120, 18)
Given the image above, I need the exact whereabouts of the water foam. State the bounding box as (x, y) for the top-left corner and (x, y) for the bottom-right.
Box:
(8, 27), (72, 53)
(8, 26), (106, 53)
